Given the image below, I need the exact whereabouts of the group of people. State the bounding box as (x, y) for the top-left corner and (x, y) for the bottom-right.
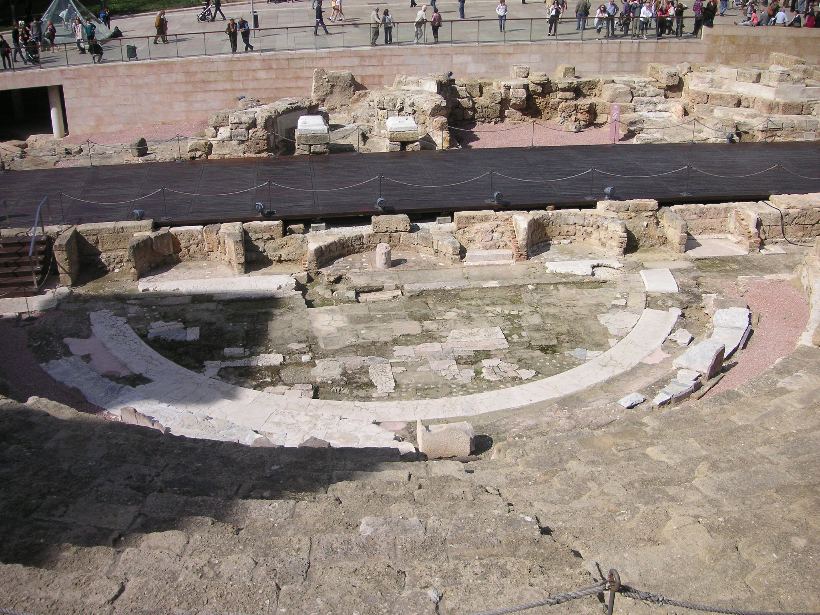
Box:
(735, 0), (817, 26)
(571, 0), (710, 37)
(363, 4), (443, 43)
(224, 16), (254, 52)
(1, 17), (57, 68)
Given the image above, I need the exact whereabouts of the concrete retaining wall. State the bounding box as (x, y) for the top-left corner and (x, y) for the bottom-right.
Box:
(2, 26), (816, 136)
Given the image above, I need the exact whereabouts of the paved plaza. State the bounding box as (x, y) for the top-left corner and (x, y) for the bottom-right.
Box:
(2, 0), (740, 71)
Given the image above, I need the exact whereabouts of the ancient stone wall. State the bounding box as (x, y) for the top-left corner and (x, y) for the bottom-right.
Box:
(658, 208), (688, 254)
(511, 209), (628, 257)
(596, 198), (664, 250)
(52, 226), (81, 286)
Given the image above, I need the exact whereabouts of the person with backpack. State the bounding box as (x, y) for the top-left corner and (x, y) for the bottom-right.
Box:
(90, 38), (104, 62)
(576, 0), (591, 28)
(430, 6), (443, 39)
(84, 20), (97, 42)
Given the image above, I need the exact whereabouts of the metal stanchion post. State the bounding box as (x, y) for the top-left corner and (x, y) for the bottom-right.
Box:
(607, 569), (620, 615)
(162, 187), (167, 218)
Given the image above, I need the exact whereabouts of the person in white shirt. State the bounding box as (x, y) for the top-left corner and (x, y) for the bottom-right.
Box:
(370, 7), (381, 44)
(414, 5), (428, 42)
(639, 1), (652, 36)
(496, 0), (509, 30)
(774, 7), (787, 22)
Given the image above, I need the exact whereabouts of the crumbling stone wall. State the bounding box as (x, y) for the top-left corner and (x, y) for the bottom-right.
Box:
(520, 210), (628, 257)
(53, 226), (81, 286)
(453, 211), (519, 253)
(596, 198), (664, 251)
(658, 208), (688, 254)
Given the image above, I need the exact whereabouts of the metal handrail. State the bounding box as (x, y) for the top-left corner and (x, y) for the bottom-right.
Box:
(28, 196), (49, 290)
(2, 15), (703, 73)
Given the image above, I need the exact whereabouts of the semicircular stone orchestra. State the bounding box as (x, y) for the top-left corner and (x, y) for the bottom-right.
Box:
(43, 307), (680, 447)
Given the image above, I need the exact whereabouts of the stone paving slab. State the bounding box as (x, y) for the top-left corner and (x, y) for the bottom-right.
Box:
(639, 268), (679, 293)
(137, 274), (298, 298)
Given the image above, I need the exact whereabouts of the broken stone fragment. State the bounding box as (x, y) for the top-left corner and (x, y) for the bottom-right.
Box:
(618, 393), (646, 409)
(417, 420), (475, 459)
(673, 340), (725, 380)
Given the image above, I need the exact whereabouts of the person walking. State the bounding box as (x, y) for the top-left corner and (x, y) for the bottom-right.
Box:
(576, 0), (591, 28)
(238, 16), (253, 50)
(11, 25), (26, 63)
(29, 18), (42, 51)
(411, 0), (417, 6)
(73, 17), (86, 53)
(458, 0), (466, 18)
(153, 11), (168, 44)
(382, 8), (394, 43)
(370, 7), (381, 44)
(431, 6), (443, 39)
(0, 35), (11, 69)
(314, 0), (330, 34)
(548, 0), (562, 33)
(719, 0), (728, 14)
(84, 19), (97, 43)
(211, 0), (226, 20)
(226, 18), (238, 52)
(605, 0), (618, 35)
(497, 0), (509, 30)
(414, 4), (428, 42)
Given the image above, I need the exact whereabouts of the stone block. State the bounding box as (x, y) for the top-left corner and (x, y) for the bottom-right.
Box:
(53, 226), (81, 287)
(554, 65), (575, 79)
(417, 420), (474, 459)
(150, 229), (174, 256)
(295, 131), (329, 146)
(372, 214), (411, 234)
(511, 64), (530, 79)
(385, 116), (420, 142)
(374, 242), (391, 269)
(600, 83), (633, 103)
(668, 328), (693, 346)
(404, 142), (421, 152)
(736, 68), (761, 84)
(310, 144), (329, 155)
(244, 220), (284, 241)
(119, 406), (168, 434)
(453, 210), (497, 230)
(647, 63), (680, 88)
(673, 339), (725, 379)
(230, 128), (249, 142)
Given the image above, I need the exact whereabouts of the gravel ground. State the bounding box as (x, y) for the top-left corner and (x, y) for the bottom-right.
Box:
(453, 120), (616, 148)
(706, 278), (809, 398)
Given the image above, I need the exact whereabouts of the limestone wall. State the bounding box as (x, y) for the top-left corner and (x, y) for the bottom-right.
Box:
(53, 226), (81, 286)
(658, 208), (688, 254)
(517, 210), (628, 257)
(453, 211), (519, 255)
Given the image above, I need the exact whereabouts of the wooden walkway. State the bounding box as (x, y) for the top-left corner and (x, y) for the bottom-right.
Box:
(1, 142), (818, 228)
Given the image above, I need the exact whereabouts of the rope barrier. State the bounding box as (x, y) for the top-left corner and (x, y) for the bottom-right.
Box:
(266, 177), (379, 192)
(689, 164), (779, 179)
(596, 166), (687, 179)
(382, 172), (490, 188)
(470, 571), (820, 615)
(471, 581), (607, 615)
(58, 188), (163, 206)
(779, 166), (820, 181)
(619, 586), (820, 615)
(493, 169), (593, 183)
(163, 182), (271, 197)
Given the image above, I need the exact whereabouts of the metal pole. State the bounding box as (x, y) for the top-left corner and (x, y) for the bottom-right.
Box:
(531, 120), (535, 147)
(378, 173), (383, 199)
(607, 569), (620, 615)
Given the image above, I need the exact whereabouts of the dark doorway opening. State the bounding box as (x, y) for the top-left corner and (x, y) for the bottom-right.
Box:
(0, 86), (66, 141)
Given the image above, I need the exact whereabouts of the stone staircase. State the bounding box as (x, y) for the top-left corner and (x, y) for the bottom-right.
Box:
(0, 235), (50, 299)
